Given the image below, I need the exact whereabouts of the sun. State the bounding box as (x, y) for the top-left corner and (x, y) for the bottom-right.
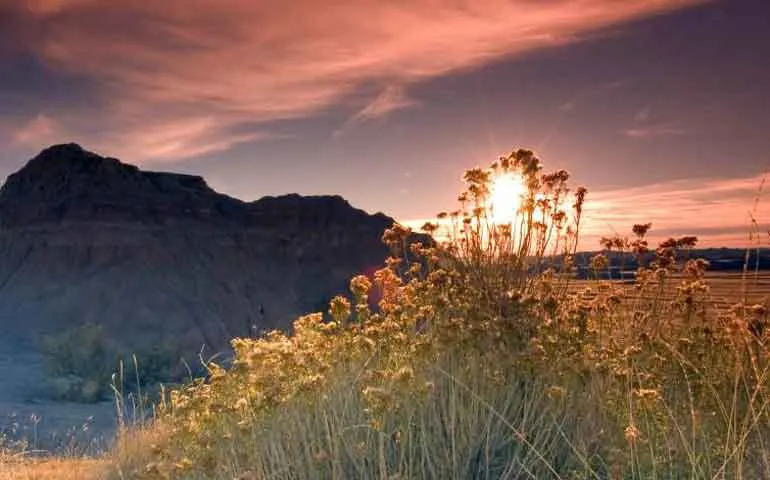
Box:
(489, 172), (527, 224)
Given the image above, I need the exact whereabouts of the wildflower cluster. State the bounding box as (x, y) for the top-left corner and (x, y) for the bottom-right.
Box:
(115, 148), (770, 479)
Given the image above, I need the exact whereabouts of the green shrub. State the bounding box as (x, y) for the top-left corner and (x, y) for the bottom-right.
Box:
(39, 325), (186, 403)
(120, 344), (186, 390)
(39, 323), (115, 402)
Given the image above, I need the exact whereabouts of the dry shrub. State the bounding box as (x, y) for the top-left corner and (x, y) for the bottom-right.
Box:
(110, 148), (770, 479)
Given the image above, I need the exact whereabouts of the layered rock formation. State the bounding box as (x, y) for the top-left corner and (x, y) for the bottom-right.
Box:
(0, 143), (396, 353)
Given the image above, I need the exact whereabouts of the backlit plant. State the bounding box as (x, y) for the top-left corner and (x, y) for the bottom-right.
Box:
(111, 148), (770, 480)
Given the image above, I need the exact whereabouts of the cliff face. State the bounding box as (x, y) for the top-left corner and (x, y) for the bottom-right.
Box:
(0, 144), (395, 352)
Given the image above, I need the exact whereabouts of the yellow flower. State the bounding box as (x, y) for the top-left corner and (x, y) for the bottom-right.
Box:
(546, 385), (566, 400)
(350, 275), (372, 299)
(329, 295), (351, 323)
(173, 457), (193, 472)
(624, 424), (640, 443)
(632, 388), (660, 402)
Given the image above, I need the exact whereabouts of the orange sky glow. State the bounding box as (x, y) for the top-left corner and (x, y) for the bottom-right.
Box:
(2, 0), (769, 250)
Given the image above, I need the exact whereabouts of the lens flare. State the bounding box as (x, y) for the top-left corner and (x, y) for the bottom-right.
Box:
(489, 172), (527, 224)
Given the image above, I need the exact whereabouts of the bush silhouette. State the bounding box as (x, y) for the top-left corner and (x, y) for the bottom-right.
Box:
(40, 324), (114, 402)
(39, 325), (185, 403)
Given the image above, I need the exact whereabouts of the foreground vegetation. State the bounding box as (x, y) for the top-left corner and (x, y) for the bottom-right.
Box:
(6, 148), (770, 479)
(108, 149), (770, 479)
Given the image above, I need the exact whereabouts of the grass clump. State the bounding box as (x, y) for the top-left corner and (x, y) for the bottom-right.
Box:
(108, 148), (770, 479)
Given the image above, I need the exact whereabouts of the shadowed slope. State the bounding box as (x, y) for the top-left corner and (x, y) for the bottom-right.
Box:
(0, 143), (396, 352)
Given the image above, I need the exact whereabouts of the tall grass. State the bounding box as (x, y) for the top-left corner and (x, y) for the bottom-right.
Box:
(105, 148), (770, 479)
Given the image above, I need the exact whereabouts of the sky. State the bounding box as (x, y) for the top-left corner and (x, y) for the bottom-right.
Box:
(1, 0), (769, 249)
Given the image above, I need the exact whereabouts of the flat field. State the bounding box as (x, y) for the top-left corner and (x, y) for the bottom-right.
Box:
(0, 457), (106, 480)
(570, 270), (770, 306)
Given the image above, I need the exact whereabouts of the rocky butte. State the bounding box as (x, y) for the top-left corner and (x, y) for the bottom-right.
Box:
(0, 143), (399, 353)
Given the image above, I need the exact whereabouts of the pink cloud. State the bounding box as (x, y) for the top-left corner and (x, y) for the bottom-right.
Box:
(10, 114), (61, 146)
(581, 174), (770, 248)
(21, 0), (91, 15)
(353, 86), (417, 122)
(98, 117), (267, 160)
(6, 0), (705, 161)
(333, 85), (418, 137)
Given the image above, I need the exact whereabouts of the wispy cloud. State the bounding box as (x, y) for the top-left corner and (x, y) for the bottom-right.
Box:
(334, 85), (418, 137)
(21, 0), (90, 15)
(582, 174), (770, 247)
(622, 105), (690, 139)
(634, 106), (652, 121)
(622, 125), (687, 138)
(10, 114), (60, 146)
(354, 86), (417, 122)
(100, 117), (268, 160)
(1, 0), (705, 161)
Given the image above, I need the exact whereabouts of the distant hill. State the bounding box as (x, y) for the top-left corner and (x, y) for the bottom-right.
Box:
(568, 248), (770, 279)
(0, 143), (401, 353)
